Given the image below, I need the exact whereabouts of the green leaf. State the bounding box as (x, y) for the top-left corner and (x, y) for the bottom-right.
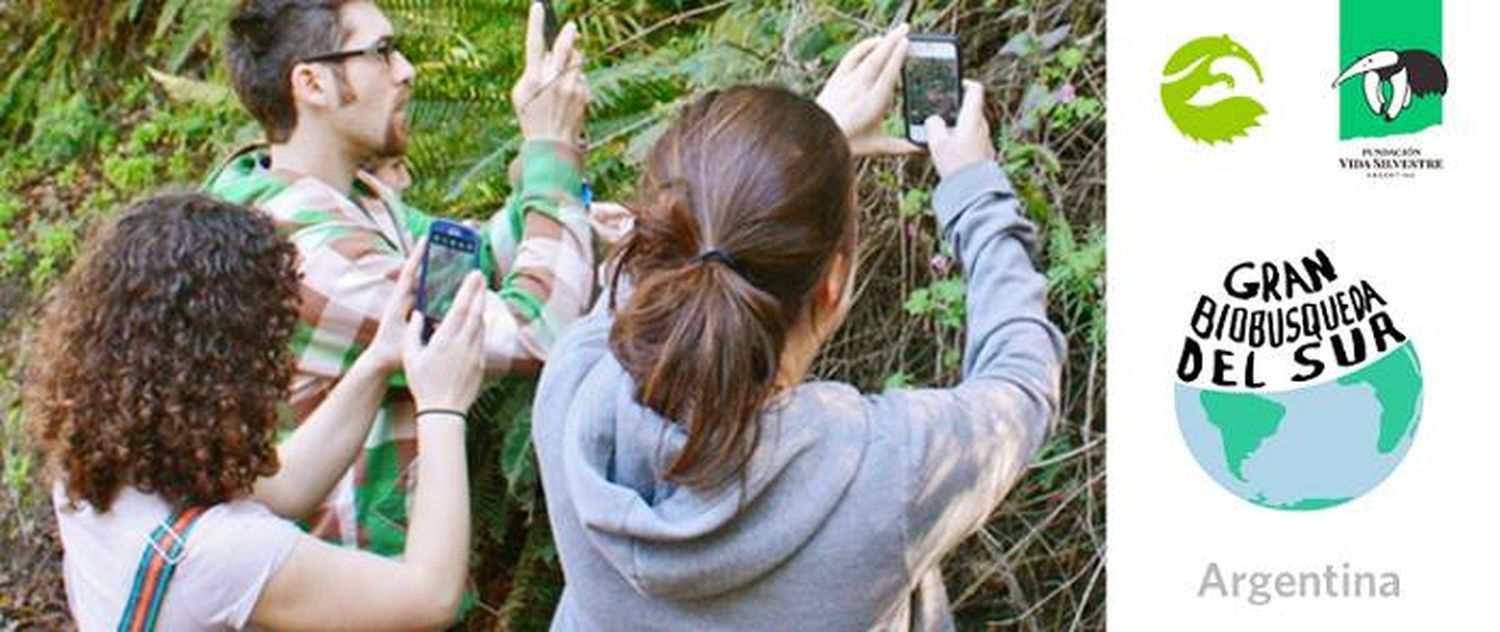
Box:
(931, 277), (965, 303)
(942, 348), (962, 370)
(1057, 46), (1086, 70)
(883, 371), (913, 390)
(900, 189), (930, 219)
(500, 409), (536, 497)
(3, 407), (33, 494)
(145, 67), (235, 107)
(903, 288), (932, 314)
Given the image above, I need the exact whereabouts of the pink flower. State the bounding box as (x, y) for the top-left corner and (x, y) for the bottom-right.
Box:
(1059, 83), (1077, 104)
(930, 254), (952, 276)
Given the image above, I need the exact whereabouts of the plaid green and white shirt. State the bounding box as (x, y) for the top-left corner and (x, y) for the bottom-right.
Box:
(204, 140), (594, 556)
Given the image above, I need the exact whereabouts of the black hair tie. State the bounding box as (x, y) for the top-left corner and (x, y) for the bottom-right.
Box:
(691, 248), (745, 277)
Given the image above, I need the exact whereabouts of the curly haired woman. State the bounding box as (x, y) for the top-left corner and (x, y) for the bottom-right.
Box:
(26, 193), (488, 630)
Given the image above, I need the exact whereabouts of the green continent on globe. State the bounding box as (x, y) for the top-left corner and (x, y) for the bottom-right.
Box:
(1199, 390), (1285, 482)
(1337, 342), (1422, 454)
(1281, 497), (1351, 510)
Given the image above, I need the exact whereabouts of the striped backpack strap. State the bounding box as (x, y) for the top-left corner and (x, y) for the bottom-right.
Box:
(116, 506), (210, 632)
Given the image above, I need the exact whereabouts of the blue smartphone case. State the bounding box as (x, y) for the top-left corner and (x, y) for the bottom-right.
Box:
(417, 220), (483, 331)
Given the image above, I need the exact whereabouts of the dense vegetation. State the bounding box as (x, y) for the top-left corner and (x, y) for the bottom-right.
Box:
(0, 1), (1104, 629)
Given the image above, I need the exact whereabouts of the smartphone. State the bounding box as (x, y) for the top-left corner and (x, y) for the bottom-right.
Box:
(902, 34), (962, 146)
(417, 220), (482, 341)
(537, 0), (559, 48)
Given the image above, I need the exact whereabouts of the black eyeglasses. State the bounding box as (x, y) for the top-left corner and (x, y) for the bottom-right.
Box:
(300, 38), (403, 65)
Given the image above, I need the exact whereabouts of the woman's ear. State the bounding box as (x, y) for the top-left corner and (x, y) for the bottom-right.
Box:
(815, 252), (855, 330)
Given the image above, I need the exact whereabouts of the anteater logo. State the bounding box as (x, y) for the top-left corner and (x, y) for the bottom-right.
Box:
(1337, 0), (1444, 140)
(1332, 49), (1447, 122)
(1160, 35), (1266, 144)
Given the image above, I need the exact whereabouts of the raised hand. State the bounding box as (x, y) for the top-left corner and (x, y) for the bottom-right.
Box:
(925, 80), (996, 179)
(816, 24), (920, 157)
(512, 2), (590, 145)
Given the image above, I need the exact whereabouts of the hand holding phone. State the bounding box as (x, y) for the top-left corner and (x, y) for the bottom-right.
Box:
(404, 270), (487, 413)
(361, 239), (426, 374)
(924, 79), (996, 179)
(537, 0), (559, 49)
(417, 220), (482, 342)
(513, 1), (588, 144)
(814, 24), (921, 156)
(902, 34), (962, 146)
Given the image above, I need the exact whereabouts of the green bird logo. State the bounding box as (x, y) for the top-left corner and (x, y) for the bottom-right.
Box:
(1160, 35), (1266, 144)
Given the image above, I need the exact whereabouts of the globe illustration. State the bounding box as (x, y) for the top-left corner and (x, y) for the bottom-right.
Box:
(1174, 342), (1422, 510)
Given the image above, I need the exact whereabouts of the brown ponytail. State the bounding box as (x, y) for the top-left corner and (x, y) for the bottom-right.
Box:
(610, 85), (856, 490)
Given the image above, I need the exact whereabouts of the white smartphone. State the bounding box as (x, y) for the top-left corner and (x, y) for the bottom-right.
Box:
(902, 35), (962, 146)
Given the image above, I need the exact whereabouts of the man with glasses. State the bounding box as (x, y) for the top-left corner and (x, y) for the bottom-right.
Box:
(205, 0), (594, 559)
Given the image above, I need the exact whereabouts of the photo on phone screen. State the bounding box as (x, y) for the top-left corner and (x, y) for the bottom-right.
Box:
(903, 36), (961, 145)
(419, 221), (481, 335)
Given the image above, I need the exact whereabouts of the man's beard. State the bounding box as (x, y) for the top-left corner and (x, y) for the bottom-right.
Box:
(375, 98), (411, 158)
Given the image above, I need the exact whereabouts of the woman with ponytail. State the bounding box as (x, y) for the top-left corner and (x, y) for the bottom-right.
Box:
(533, 26), (1065, 631)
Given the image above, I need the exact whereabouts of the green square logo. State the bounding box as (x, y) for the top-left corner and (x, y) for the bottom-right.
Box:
(1337, 0), (1446, 139)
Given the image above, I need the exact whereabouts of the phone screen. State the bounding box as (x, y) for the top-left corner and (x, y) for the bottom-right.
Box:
(420, 222), (480, 324)
(904, 38), (961, 145)
(539, 0), (559, 48)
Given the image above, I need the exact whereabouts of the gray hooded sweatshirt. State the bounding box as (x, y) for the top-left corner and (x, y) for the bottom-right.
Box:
(532, 161), (1065, 631)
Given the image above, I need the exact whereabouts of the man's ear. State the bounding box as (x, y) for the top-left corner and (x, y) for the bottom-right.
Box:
(288, 62), (336, 111)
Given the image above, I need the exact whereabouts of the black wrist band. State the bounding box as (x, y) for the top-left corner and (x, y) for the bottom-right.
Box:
(415, 408), (468, 421)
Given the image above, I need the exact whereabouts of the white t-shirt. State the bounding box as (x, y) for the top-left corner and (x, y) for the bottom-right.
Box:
(53, 484), (301, 631)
